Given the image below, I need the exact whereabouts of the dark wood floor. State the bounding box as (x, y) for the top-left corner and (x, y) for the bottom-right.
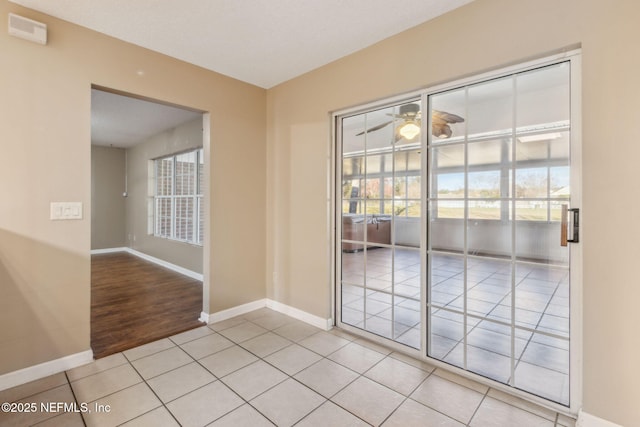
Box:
(91, 252), (204, 359)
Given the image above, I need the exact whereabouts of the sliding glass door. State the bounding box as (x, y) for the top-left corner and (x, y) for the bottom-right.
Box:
(336, 54), (579, 409)
(339, 100), (423, 348)
(427, 61), (573, 405)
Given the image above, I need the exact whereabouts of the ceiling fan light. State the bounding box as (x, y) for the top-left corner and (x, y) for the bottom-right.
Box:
(399, 122), (420, 140)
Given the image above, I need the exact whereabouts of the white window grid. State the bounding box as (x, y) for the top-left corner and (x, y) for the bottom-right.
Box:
(154, 148), (203, 245)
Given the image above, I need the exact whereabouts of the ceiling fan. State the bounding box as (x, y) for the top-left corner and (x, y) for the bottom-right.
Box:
(356, 103), (464, 142)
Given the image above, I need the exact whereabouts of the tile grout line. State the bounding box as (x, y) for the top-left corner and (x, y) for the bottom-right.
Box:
(465, 385), (491, 426)
(121, 353), (183, 427)
(45, 308), (567, 426)
(64, 371), (88, 427)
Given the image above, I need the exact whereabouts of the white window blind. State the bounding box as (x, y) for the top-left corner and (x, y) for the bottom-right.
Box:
(154, 148), (203, 245)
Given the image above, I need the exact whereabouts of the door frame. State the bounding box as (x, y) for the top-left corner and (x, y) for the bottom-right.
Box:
(331, 49), (582, 416)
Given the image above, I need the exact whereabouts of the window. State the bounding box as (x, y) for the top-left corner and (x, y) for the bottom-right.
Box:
(154, 148), (204, 245)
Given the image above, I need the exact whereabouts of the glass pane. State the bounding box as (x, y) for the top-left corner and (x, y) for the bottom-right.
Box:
(342, 214), (365, 243)
(431, 201), (464, 251)
(468, 139), (505, 166)
(515, 332), (569, 405)
(516, 62), (570, 129)
(467, 320), (512, 383)
(365, 200), (383, 215)
(432, 143), (464, 169)
(368, 216), (391, 245)
(515, 139), (548, 161)
(515, 167), (548, 199)
(394, 176), (407, 198)
(468, 76), (514, 136)
(468, 171), (501, 199)
(407, 149), (421, 171)
(341, 284), (365, 327)
(383, 177), (394, 198)
(395, 214), (420, 248)
(366, 178), (382, 198)
(175, 151), (196, 196)
(156, 198), (172, 237)
(429, 309), (464, 368)
(430, 88), (466, 142)
(515, 210), (568, 262)
(407, 176), (421, 198)
(394, 301), (420, 348)
(468, 200), (501, 220)
(365, 246), (392, 292)
(174, 196), (194, 241)
(342, 200), (363, 215)
(515, 200), (548, 221)
(435, 174), (465, 199)
(342, 114), (366, 155)
(407, 200), (421, 217)
(342, 156), (364, 178)
(341, 247), (365, 285)
(550, 132), (570, 159)
(515, 262), (569, 332)
(430, 253), (464, 308)
(393, 200), (407, 218)
(550, 166), (570, 198)
(365, 291), (393, 339)
(156, 157), (173, 196)
(366, 154), (383, 175)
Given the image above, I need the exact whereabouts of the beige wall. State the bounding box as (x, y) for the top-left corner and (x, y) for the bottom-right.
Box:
(91, 145), (126, 250)
(266, 0), (640, 424)
(0, 0), (266, 375)
(3, 0), (640, 424)
(126, 118), (203, 273)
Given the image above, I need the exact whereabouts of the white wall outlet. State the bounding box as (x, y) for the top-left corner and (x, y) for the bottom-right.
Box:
(50, 202), (83, 220)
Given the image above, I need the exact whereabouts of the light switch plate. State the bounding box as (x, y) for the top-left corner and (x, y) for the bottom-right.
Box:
(50, 202), (83, 220)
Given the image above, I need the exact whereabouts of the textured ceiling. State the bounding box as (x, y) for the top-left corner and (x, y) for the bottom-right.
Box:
(12, 0), (474, 146)
(10, 0), (474, 88)
(91, 89), (201, 148)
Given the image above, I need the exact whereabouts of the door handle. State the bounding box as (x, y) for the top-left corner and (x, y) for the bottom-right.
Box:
(561, 205), (579, 246)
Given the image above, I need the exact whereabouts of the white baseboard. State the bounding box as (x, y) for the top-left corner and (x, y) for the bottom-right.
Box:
(202, 298), (332, 331)
(206, 299), (269, 324)
(266, 300), (333, 330)
(91, 247), (203, 281)
(90, 247), (128, 255)
(0, 350), (93, 392)
(577, 410), (623, 427)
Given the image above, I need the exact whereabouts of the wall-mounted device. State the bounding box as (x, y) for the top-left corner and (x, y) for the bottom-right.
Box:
(50, 202), (83, 220)
(8, 13), (47, 45)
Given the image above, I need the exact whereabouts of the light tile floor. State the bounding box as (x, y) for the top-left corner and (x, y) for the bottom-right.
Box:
(0, 308), (576, 427)
(341, 249), (570, 405)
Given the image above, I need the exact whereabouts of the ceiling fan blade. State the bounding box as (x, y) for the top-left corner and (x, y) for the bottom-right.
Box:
(356, 120), (393, 136)
(432, 110), (465, 124)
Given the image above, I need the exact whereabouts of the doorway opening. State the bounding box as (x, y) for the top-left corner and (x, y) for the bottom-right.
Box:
(90, 86), (209, 358)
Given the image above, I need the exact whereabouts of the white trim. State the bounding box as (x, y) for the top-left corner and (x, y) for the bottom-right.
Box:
(90, 247), (128, 255)
(577, 410), (623, 427)
(266, 300), (333, 330)
(200, 299), (332, 331)
(90, 247), (203, 281)
(0, 350), (93, 392)
(205, 299), (269, 324)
